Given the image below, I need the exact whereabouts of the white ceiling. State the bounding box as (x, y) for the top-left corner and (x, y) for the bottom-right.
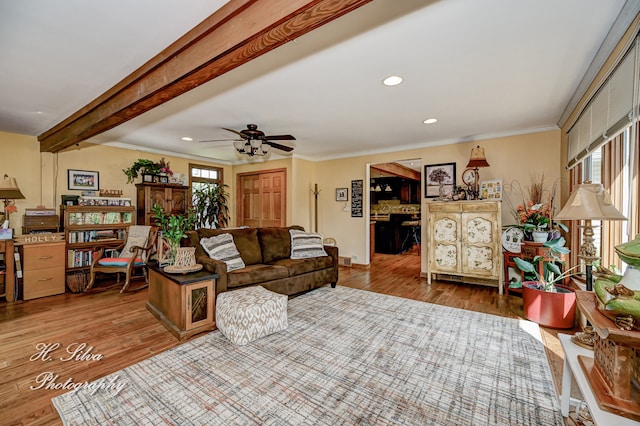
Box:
(0, 0), (630, 165)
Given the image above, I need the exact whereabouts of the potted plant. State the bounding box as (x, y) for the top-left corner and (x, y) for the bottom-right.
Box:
(123, 158), (173, 183)
(510, 237), (580, 328)
(192, 184), (230, 229)
(151, 204), (196, 264)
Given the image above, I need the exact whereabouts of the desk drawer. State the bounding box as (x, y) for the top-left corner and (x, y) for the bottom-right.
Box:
(23, 243), (65, 270)
(23, 266), (65, 300)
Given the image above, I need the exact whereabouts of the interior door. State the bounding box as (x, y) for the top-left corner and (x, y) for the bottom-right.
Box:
(237, 169), (286, 228)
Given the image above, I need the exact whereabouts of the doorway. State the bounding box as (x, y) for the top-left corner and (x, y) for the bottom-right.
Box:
(236, 168), (286, 228)
(369, 159), (421, 264)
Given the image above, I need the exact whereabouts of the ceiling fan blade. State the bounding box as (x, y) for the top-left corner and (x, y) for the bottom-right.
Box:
(264, 141), (294, 152)
(199, 138), (242, 143)
(223, 127), (247, 138)
(263, 134), (296, 141)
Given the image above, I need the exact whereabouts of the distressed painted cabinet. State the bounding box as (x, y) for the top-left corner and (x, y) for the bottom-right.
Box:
(426, 201), (503, 294)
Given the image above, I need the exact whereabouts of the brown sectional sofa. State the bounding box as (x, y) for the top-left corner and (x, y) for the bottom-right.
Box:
(186, 226), (338, 296)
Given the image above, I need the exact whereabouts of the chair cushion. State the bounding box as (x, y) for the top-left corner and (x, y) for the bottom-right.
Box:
(200, 233), (246, 272)
(98, 257), (143, 266)
(290, 230), (328, 259)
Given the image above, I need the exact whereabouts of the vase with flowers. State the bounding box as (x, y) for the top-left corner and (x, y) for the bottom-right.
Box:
(517, 202), (551, 242)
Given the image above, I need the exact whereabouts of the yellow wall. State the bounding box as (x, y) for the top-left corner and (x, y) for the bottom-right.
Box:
(2, 129), (562, 277)
(0, 131), (229, 233)
(0, 132), (41, 230)
(315, 130), (561, 270)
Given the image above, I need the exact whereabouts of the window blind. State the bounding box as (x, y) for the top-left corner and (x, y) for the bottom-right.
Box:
(567, 40), (637, 169)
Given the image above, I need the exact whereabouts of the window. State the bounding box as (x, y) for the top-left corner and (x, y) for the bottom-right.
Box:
(190, 164), (224, 228)
(190, 164), (223, 190)
(578, 126), (635, 272)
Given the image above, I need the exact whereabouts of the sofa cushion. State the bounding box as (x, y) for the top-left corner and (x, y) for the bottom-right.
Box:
(258, 226), (304, 263)
(227, 264), (289, 288)
(272, 256), (334, 276)
(197, 227), (262, 265)
(200, 233), (245, 272)
(290, 230), (328, 259)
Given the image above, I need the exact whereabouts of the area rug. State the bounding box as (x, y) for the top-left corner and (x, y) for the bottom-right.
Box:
(52, 286), (563, 425)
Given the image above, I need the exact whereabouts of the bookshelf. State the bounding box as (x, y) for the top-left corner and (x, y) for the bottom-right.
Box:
(63, 205), (136, 290)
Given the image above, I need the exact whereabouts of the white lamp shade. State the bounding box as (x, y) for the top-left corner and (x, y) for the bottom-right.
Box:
(555, 183), (626, 221)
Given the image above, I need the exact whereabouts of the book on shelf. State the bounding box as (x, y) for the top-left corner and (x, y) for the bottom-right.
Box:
(103, 212), (121, 224)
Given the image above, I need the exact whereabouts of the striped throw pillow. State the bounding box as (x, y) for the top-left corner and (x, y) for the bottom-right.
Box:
(200, 233), (245, 272)
(290, 229), (328, 259)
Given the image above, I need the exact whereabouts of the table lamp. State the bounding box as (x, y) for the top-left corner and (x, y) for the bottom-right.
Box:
(554, 182), (626, 291)
(0, 174), (25, 225)
(463, 145), (490, 199)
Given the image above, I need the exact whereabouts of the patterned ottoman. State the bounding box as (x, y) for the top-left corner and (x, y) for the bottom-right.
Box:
(216, 286), (288, 345)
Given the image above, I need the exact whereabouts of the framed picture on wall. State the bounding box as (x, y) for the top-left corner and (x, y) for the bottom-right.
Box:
(67, 169), (99, 191)
(336, 188), (348, 201)
(424, 162), (456, 198)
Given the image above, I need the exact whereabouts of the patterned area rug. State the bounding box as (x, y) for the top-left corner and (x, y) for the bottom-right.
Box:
(52, 286), (563, 425)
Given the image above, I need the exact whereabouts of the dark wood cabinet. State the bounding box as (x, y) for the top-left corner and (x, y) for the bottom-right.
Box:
(136, 183), (189, 226)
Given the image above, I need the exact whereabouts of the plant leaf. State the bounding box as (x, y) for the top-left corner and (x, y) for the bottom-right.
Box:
(514, 257), (536, 273)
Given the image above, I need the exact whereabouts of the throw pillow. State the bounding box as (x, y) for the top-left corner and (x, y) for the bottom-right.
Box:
(98, 257), (144, 266)
(290, 229), (328, 259)
(200, 233), (246, 272)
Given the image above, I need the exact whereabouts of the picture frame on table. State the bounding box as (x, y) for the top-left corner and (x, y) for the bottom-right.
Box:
(67, 169), (99, 191)
(479, 179), (503, 200)
(424, 162), (456, 198)
(336, 188), (348, 201)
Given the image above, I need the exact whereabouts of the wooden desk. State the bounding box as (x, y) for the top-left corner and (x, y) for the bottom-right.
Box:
(0, 239), (15, 302)
(146, 263), (218, 340)
(559, 334), (638, 425)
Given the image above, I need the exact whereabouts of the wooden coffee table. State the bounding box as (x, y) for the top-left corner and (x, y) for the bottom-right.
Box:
(146, 263), (218, 340)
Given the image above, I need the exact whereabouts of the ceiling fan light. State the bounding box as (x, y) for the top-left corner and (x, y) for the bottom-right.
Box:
(261, 144), (271, 154)
(233, 140), (246, 152)
(250, 139), (262, 149)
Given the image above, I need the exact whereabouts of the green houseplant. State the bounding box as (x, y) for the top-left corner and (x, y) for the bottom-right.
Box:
(123, 158), (173, 183)
(151, 204), (196, 264)
(192, 184), (230, 229)
(510, 237), (580, 328)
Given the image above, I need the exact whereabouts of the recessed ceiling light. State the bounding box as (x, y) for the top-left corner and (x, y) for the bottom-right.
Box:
(181, 136), (193, 141)
(423, 118), (438, 124)
(382, 75), (403, 86)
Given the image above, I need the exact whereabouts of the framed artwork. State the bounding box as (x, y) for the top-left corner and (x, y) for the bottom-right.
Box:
(67, 169), (99, 191)
(479, 179), (502, 200)
(424, 162), (456, 198)
(336, 188), (348, 201)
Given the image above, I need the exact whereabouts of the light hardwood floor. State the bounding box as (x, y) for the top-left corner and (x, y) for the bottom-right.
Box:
(0, 252), (577, 425)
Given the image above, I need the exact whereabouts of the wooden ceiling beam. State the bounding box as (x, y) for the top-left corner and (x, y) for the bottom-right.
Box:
(371, 163), (421, 181)
(38, 0), (372, 152)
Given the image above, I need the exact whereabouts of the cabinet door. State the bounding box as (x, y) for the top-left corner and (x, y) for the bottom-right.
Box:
(184, 280), (214, 330)
(429, 212), (461, 273)
(147, 187), (168, 212)
(168, 187), (188, 215)
(461, 211), (499, 278)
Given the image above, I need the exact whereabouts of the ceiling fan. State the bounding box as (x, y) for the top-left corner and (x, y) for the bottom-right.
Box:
(200, 124), (295, 156)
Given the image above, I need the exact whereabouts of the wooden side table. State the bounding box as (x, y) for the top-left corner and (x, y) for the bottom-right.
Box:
(559, 334), (638, 425)
(146, 263), (218, 340)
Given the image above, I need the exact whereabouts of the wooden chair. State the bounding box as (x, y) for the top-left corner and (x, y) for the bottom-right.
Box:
(86, 226), (158, 293)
